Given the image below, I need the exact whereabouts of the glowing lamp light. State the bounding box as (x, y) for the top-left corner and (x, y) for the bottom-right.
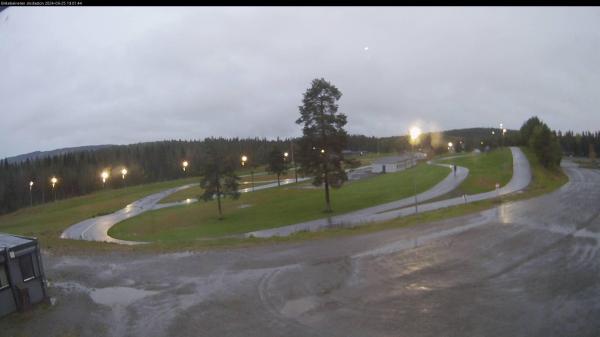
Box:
(241, 155), (248, 166)
(51, 176), (58, 188)
(29, 181), (34, 188)
(320, 149), (325, 154)
(448, 142), (453, 148)
(284, 152), (289, 158)
(101, 171), (109, 184)
(409, 126), (422, 142)
(121, 168), (128, 179)
(182, 161), (189, 171)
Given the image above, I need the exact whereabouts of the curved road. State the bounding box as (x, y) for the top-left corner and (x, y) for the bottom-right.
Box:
(60, 177), (310, 244)
(8, 159), (600, 337)
(248, 147), (528, 237)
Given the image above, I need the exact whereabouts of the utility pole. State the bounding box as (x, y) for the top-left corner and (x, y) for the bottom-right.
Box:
(291, 141), (298, 183)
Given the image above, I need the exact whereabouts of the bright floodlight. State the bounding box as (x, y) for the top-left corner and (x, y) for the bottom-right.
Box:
(101, 171), (109, 184)
(320, 149), (325, 154)
(182, 161), (189, 171)
(503, 128), (507, 134)
(284, 152), (289, 158)
(241, 155), (248, 166)
(409, 126), (422, 142)
(448, 142), (453, 147)
(121, 168), (128, 179)
(51, 176), (58, 188)
(29, 181), (34, 187)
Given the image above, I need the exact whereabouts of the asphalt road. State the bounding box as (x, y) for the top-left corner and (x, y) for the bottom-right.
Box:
(60, 177), (310, 244)
(4, 159), (600, 337)
(248, 147), (527, 237)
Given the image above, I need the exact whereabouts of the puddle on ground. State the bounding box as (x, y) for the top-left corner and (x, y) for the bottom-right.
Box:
(90, 287), (158, 307)
(280, 296), (319, 317)
(238, 204), (252, 209)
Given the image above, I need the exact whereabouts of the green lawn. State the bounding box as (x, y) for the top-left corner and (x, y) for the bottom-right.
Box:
(439, 147), (513, 195)
(346, 152), (396, 166)
(158, 172), (300, 203)
(0, 177), (200, 250)
(142, 146), (568, 251)
(108, 163), (449, 242)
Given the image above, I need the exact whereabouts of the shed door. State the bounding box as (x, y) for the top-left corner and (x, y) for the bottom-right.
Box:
(0, 263), (17, 317)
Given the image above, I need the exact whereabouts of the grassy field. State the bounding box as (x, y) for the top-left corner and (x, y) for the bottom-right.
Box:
(0, 147), (569, 253)
(136, 146), (569, 251)
(108, 163), (449, 242)
(0, 177), (200, 251)
(346, 152), (396, 166)
(158, 172), (299, 203)
(438, 147), (512, 195)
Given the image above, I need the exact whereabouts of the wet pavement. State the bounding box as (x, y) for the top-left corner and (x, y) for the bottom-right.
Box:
(60, 177), (310, 244)
(4, 160), (599, 336)
(247, 147), (527, 237)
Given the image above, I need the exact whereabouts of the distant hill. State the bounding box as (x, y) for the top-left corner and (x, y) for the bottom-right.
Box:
(4, 145), (115, 164)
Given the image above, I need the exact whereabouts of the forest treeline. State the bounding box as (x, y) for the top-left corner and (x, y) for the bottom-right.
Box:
(0, 127), (598, 215)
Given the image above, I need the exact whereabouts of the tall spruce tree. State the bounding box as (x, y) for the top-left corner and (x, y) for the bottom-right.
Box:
(266, 148), (286, 186)
(199, 140), (240, 219)
(296, 78), (349, 213)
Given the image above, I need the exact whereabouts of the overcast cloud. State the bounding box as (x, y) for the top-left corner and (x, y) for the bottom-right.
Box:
(1, 7), (600, 158)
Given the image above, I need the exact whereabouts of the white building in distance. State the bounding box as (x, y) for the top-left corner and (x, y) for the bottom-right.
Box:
(371, 154), (419, 173)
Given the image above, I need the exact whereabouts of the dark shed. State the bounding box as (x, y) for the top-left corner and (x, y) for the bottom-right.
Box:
(0, 233), (48, 317)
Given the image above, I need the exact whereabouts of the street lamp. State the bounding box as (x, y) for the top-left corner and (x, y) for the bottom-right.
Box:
(29, 181), (34, 207)
(101, 170), (109, 188)
(50, 176), (58, 202)
(291, 142), (298, 183)
(448, 142), (453, 151)
(241, 155), (254, 191)
(182, 160), (189, 172)
(409, 126), (422, 213)
(121, 168), (128, 187)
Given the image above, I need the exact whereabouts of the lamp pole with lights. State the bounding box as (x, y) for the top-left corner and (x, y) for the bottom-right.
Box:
(291, 141), (298, 182)
(121, 168), (128, 187)
(241, 155), (254, 191)
(409, 126), (422, 213)
(182, 160), (189, 173)
(101, 171), (109, 188)
(284, 151), (289, 181)
(29, 181), (34, 207)
(50, 176), (58, 202)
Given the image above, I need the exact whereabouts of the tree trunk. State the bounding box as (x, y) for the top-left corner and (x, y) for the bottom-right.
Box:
(277, 173), (280, 186)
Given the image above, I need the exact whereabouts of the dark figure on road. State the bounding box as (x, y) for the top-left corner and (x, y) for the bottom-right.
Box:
(453, 164), (457, 177)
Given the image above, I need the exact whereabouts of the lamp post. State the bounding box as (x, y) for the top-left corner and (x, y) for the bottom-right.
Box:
(121, 168), (128, 187)
(241, 155), (254, 191)
(29, 181), (34, 207)
(409, 126), (422, 213)
(448, 142), (454, 153)
(182, 160), (189, 173)
(101, 170), (109, 188)
(50, 176), (58, 202)
(284, 152), (289, 181)
(291, 141), (298, 182)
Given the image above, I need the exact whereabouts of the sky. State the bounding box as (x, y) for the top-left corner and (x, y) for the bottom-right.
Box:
(1, 6), (600, 158)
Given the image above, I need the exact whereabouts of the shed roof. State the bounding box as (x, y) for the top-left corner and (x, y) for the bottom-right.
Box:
(0, 233), (34, 250)
(373, 155), (414, 165)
